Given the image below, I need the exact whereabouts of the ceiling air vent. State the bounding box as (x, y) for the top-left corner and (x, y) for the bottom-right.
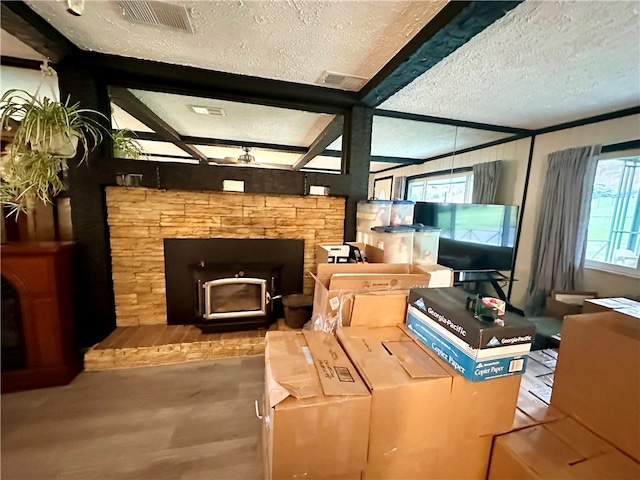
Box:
(118, 1), (195, 34)
(190, 105), (226, 116)
(319, 71), (368, 91)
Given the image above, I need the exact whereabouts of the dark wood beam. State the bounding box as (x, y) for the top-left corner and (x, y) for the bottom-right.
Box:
(1, 1), (79, 63)
(320, 149), (423, 165)
(80, 52), (358, 115)
(374, 109), (532, 135)
(0, 56), (43, 70)
(292, 117), (344, 170)
(360, 1), (522, 107)
(109, 87), (208, 163)
(180, 136), (308, 154)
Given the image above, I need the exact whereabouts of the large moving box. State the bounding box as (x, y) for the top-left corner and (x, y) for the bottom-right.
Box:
(312, 263), (453, 327)
(551, 311), (640, 462)
(337, 326), (522, 479)
(263, 331), (371, 480)
(406, 287), (535, 381)
(488, 417), (640, 479)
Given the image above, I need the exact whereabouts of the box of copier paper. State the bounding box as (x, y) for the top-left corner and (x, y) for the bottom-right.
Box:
(405, 287), (535, 382)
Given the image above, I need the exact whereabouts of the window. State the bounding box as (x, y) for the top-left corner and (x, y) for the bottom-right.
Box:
(585, 152), (640, 276)
(407, 171), (474, 203)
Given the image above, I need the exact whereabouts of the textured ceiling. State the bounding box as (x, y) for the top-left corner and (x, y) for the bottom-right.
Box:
(382, 0), (640, 129)
(129, 89), (334, 146)
(369, 117), (511, 159)
(24, 0), (447, 89)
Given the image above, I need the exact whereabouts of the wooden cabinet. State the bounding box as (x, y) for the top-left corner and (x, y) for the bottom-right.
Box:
(1, 241), (82, 393)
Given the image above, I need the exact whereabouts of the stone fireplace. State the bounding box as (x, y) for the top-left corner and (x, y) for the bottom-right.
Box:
(105, 187), (345, 327)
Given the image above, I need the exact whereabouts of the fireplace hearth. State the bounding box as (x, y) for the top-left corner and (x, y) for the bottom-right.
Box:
(164, 238), (304, 333)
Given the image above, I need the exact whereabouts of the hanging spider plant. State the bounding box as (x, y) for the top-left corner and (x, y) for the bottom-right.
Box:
(112, 128), (147, 160)
(0, 89), (107, 162)
(0, 89), (108, 216)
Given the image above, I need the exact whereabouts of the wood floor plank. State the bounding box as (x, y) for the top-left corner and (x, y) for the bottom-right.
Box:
(95, 326), (132, 349)
(1, 357), (265, 480)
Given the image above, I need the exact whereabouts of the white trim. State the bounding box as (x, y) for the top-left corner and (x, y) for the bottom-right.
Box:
(584, 259), (640, 278)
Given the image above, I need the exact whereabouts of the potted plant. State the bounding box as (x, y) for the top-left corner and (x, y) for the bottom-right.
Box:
(0, 89), (107, 216)
(112, 128), (147, 159)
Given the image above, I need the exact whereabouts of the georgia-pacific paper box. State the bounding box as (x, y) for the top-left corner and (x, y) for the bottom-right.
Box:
(264, 330), (370, 480)
(406, 287), (535, 382)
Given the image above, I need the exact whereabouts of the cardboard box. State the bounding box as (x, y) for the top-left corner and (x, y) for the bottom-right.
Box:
(263, 331), (371, 479)
(311, 263), (452, 327)
(488, 417), (640, 479)
(338, 326), (521, 467)
(544, 290), (597, 320)
(362, 434), (494, 480)
(583, 296), (640, 316)
(316, 244), (351, 264)
(400, 323), (523, 437)
(551, 311), (640, 462)
(406, 287), (534, 381)
(336, 326), (452, 464)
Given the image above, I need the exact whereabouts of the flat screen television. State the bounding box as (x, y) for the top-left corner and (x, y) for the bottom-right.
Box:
(414, 202), (519, 272)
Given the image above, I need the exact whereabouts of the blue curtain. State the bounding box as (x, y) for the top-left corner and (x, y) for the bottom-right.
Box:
(525, 145), (602, 316)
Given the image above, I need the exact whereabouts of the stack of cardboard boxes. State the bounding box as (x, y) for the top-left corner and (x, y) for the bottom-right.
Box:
(261, 247), (639, 479)
(488, 307), (640, 479)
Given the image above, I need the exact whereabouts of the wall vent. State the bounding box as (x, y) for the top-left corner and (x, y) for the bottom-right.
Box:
(118, 1), (195, 34)
(319, 71), (368, 91)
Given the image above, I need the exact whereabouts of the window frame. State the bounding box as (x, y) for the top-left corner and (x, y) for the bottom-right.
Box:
(584, 148), (640, 278)
(405, 167), (474, 203)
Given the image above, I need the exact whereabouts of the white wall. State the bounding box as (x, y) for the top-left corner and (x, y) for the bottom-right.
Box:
(511, 114), (640, 308)
(369, 137), (532, 207)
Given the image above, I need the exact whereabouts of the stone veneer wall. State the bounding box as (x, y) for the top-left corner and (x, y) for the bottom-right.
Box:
(106, 187), (345, 326)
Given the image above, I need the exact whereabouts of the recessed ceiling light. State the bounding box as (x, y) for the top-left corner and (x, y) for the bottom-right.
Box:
(190, 105), (226, 116)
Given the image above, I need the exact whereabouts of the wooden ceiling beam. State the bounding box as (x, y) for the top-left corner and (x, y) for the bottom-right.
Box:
(1, 1), (79, 64)
(360, 1), (522, 107)
(292, 116), (344, 171)
(80, 52), (358, 116)
(109, 87), (208, 164)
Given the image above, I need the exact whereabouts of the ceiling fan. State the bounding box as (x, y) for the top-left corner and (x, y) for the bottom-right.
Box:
(207, 146), (292, 170)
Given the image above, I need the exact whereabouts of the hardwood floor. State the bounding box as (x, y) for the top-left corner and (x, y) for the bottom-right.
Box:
(1, 356), (265, 480)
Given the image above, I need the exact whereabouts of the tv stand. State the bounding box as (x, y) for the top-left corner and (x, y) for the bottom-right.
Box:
(454, 269), (521, 314)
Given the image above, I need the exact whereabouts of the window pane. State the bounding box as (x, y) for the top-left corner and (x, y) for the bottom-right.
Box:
(586, 157), (640, 269)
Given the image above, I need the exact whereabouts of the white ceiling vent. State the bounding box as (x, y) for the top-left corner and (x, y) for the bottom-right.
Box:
(190, 105), (226, 116)
(319, 71), (368, 91)
(118, 1), (195, 34)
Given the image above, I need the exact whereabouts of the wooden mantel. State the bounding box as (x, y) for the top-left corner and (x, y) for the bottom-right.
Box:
(1, 241), (82, 393)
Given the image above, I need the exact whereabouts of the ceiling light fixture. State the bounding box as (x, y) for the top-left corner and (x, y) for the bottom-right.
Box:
(237, 147), (255, 165)
(189, 105), (225, 116)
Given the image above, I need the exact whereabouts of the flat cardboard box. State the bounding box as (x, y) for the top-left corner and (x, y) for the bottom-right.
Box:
(544, 290), (597, 320)
(264, 331), (371, 479)
(583, 297), (640, 316)
(406, 288), (534, 381)
(311, 262), (452, 327)
(551, 311), (640, 462)
(488, 417), (640, 479)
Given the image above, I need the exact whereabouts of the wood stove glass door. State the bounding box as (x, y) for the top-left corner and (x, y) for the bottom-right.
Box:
(202, 278), (268, 320)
